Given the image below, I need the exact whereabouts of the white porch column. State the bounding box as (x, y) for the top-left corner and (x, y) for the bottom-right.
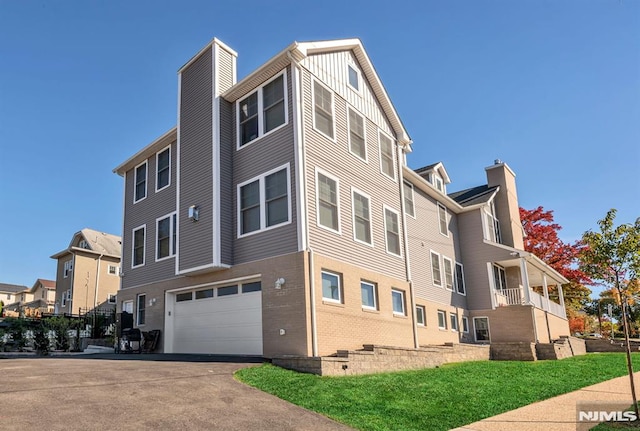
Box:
(520, 258), (531, 305)
(558, 283), (565, 308)
(542, 272), (550, 311)
(488, 262), (497, 309)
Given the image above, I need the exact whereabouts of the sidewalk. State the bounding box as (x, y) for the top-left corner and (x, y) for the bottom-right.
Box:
(451, 372), (640, 431)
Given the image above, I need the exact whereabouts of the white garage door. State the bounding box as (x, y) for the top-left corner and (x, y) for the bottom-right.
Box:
(171, 282), (262, 355)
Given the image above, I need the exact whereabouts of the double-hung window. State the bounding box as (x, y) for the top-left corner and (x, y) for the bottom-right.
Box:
(438, 203), (448, 236)
(437, 310), (447, 329)
(352, 189), (372, 245)
(156, 147), (170, 191)
(384, 207), (401, 256)
(316, 169), (340, 233)
(431, 251), (442, 286)
(238, 164), (290, 237)
(63, 260), (73, 278)
(322, 271), (341, 303)
(361, 281), (377, 310)
(238, 72), (287, 148)
(403, 181), (415, 217)
(348, 107), (366, 160)
(313, 80), (334, 139)
(415, 305), (426, 326)
(134, 161), (147, 202)
(493, 265), (507, 292)
(137, 294), (146, 326)
(392, 289), (405, 315)
(450, 313), (459, 331)
(156, 213), (177, 260)
(443, 257), (454, 291)
(379, 131), (396, 180)
(455, 263), (466, 295)
(132, 225), (146, 268)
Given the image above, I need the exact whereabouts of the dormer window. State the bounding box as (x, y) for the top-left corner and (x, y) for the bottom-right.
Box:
(79, 240), (89, 249)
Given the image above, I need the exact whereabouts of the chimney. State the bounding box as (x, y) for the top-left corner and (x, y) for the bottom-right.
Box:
(485, 161), (524, 250)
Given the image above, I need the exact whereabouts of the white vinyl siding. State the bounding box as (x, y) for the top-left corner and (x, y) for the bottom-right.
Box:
(316, 168), (340, 233)
(378, 131), (396, 180)
(347, 107), (366, 161)
(352, 188), (372, 245)
(237, 164), (291, 238)
(237, 70), (288, 148)
(312, 79), (335, 140)
(384, 206), (401, 256)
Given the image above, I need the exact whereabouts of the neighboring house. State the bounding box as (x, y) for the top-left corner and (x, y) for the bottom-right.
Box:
(50, 229), (122, 315)
(113, 37), (570, 358)
(22, 279), (57, 314)
(0, 283), (29, 313)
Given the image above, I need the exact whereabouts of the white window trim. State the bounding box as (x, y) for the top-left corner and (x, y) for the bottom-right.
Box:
(437, 310), (447, 330)
(155, 212), (177, 262)
(63, 260), (73, 278)
(391, 289), (405, 316)
(346, 105), (367, 162)
(378, 129), (397, 181)
(383, 205), (402, 257)
(314, 167), (341, 235)
(107, 265), (119, 276)
(311, 77), (336, 143)
(455, 262), (467, 296)
(351, 187), (373, 247)
(473, 316), (491, 342)
(493, 264), (507, 291)
(361, 281), (377, 311)
(155, 145), (171, 192)
(437, 202), (449, 237)
(321, 270), (342, 304)
(347, 64), (361, 93)
(108, 294), (117, 304)
(450, 313), (459, 332)
(462, 316), (469, 333)
(131, 224), (146, 269)
(136, 293), (146, 326)
(236, 69), (289, 150)
(133, 160), (148, 204)
(416, 305), (426, 326)
(443, 256), (454, 291)
(403, 181), (416, 219)
(430, 250), (442, 287)
(237, 163), (292, 239)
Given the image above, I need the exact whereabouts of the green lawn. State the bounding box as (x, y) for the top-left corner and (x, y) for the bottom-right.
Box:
(235, 353), (640, 431)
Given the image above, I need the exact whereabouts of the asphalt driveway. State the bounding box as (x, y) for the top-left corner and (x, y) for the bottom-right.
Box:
(0, 354), (353, 431)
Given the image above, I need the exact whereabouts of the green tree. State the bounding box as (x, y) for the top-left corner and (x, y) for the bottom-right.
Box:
(580, 208), (640, 416)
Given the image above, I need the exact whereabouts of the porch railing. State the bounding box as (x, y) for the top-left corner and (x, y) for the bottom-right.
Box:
(494, 286), (566, 319)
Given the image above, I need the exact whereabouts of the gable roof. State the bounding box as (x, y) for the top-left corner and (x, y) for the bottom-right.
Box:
(414, 161), (451, 184)
(449, 185), (499, 207)
(113, 127), (176, 176)
(31, 279), (56, 291)
(51, 229), (122, 259)
(0, 283), (28, 294)
(222, 38), (412, 148)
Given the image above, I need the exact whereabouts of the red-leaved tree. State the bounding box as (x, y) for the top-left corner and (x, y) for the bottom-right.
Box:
(520, 206), (592, 314)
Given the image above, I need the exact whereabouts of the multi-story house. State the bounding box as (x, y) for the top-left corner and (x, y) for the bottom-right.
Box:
(0, 283), (28, 315)
(50, 228), (122, 315)
(114, 37), (569, 359)
(3, 279), (56, 315)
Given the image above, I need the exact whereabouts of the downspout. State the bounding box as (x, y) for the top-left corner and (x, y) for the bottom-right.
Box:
(69, 253), (76, 315)
(397, 145), (419, 349)
(288, 50), (317, 357)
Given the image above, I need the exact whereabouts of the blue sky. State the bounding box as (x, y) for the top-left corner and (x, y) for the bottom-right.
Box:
(1, 0), (638, 289)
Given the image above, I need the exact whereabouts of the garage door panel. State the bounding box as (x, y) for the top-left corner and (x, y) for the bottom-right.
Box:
(171, 291), (262, 355)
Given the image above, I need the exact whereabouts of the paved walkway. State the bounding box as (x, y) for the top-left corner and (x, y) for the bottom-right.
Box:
(451, 372), (640, 431)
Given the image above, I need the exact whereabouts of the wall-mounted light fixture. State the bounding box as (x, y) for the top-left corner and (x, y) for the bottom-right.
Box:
(188, 205), (199, 222)
(275, 278), (285, 289)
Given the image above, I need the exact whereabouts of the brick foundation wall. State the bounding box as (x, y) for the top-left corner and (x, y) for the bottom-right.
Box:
(273, 343), (490, 376)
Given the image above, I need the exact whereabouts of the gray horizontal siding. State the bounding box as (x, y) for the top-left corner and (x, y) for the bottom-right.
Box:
(219, 99), (234, 265)
(232, 65), (298, 263)
(122, 143), (177, 289)
(407, 187), (467, 308)
(302, 66), (406, 282)
(178, 47), (214, 272)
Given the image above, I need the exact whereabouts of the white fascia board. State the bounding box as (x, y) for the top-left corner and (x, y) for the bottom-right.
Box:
(113, 127), (177, 176)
